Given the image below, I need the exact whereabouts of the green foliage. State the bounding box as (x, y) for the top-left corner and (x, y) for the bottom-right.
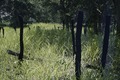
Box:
(0, 0), (35, 22)
(29, 0), (60, 22)
(0, 23), (119, 80)
(0, 23), (74, 80)
(111, 38), (120, 79)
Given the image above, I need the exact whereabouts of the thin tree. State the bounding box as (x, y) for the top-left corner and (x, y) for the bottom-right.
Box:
(75, 11), (83, 80)
(18, 15), (24, 61)
(70, 20), (76, 58)
(101, 15), (111, 69)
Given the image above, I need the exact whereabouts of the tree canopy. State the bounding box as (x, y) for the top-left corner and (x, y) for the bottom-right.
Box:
(0, 0), (120, 35)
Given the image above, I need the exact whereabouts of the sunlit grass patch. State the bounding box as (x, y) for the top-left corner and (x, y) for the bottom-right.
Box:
(30, 22), (62, 30)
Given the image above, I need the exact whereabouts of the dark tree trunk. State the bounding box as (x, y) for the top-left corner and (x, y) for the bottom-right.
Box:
(70, 20), (76, 58)
(116, 18), (120, 36)
(98, 15), (102, 33)
(94, 21), (98, 35)
(62, 20), (65, 29)
(60, 0), (65, 30)
(14, 27), (17, 32)
(2, 27), (4, 38)
(18, 15), (24, 61)
(66, 22), (69, 31)
(101, 15), (111, 69)
(75, 11), (83, 80)
(0, 27), (1, 33)
(65, 17), (70, 31)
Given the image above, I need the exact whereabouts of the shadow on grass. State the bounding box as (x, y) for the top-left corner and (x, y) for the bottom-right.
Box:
(7, 49), (43, 62)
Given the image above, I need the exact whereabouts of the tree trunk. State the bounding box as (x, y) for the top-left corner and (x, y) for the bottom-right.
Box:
(84, 22), (87, 36)
(75, 11), (83, 80)
(62, 20), (65, 29)
(0, 27), (1, 33)
(65, 16), (70, 31)
(70, 20), (76, 58)
(101, 15), (111, 69)
(98, 15), (102, 33)
(18, 15), (24, 61)
(113, 0), (120, 36)
(94, 20), (98, 35)
(60, 0), (65, 30)
(116, 16), (120, 36)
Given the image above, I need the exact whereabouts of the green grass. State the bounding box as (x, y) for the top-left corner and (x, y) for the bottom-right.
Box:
(0, 23), (119, 80)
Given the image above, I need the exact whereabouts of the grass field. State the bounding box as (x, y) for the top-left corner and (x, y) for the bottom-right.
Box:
(0, 23), (119, 80)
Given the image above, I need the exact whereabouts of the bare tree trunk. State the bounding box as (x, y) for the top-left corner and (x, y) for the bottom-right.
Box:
(101, 15), (111, 69)
(18, 15), (24, 61)
(94, 20), (98, 35)
(70, 20), (76, 58)
(75, 11), (83, 80)
(116, 17), (120, 36)
(98, 15), (102, 33)
(65, 16), (70, 31)
(60, 0), (65, 30)
(62, 20), (65, 29)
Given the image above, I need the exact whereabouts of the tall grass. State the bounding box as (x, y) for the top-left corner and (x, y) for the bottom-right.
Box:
(0, 23), (119, 80)
(0, 24), (74, 80)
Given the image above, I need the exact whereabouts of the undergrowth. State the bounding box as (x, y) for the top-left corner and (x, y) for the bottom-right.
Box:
(0, 23), (119, 80)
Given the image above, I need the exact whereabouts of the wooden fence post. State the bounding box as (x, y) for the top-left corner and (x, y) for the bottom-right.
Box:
(101, 15), (111, 69)
(18, 15), (24, 61)
(75, 11), (83, 80)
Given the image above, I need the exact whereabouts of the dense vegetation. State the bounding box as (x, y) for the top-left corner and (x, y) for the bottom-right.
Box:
(0, 0), (120, 80)
(0, 23), (119, 80)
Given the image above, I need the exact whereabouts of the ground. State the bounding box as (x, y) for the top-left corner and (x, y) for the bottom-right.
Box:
(0, 23), (119, 80)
